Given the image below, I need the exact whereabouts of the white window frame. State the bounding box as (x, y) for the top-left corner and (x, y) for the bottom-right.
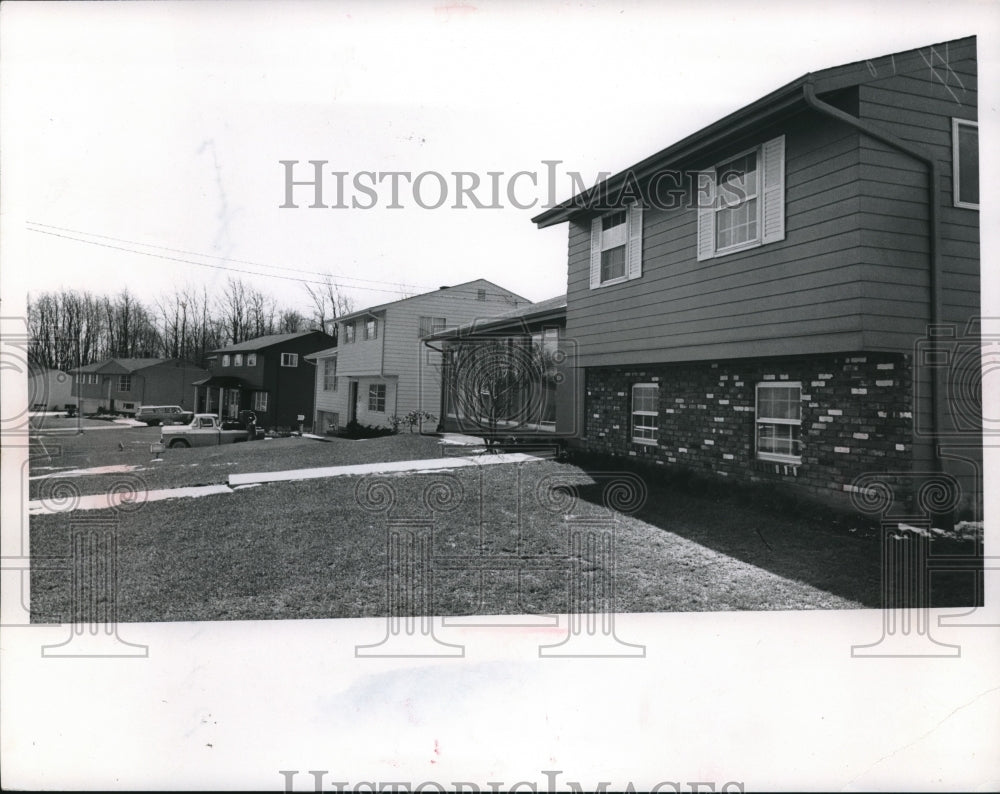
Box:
(323, 358), (338, 391)
(234, 353), (244, 366)
(253, 391), (268, 412)
(117, 374), (131, 392)
(589, 203), (643, 289)
(755, 381), (803, 464)
(90, 374), (99, 385)
(343, 321), (355, 344)
(631, 383), (659, 446)
(368, 383), (386, 413)
(952, 118), (979, 210)
(418, 316), (447, 338)
(714, 145), (761, 253)
(280, 352), (299, 367)
(364, 317), (378, 341)
(222, 354), (231, 367)
(247, 353), (257, 366)
(698, 135), (785, 261)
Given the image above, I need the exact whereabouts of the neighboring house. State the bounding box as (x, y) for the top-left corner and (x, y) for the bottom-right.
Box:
(70, 358), (210, 415)
(531, 37), (980, 510)
(306, 280), (528, 433)
(28, 365), (74, 411)
(193, 330), (335, 430)
(428, 295), (574, 437)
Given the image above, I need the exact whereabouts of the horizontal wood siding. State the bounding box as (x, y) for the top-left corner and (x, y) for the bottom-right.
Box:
(566, 117), (866, 367)
(381, 279), (527, 419)
(857, 37), (979, 351)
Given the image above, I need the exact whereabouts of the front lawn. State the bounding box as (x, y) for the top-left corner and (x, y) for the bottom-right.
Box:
(29, 429), (446, 498)
(30, 458), (982, 622)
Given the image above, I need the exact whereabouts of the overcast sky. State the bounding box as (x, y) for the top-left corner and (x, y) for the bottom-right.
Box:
(2, 0), (997, 318)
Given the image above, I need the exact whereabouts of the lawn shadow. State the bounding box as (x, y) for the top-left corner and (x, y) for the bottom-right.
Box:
(564, 453), (983, 611)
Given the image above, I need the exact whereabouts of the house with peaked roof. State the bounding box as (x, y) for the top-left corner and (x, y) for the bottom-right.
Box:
(70, 358), (209, 415)
(28, 364), (74, 411)
(427, 295), (575, 438)
(306, 279), (528, 433)
(532, 37), (980, 513)
(194, 330), (335, 430)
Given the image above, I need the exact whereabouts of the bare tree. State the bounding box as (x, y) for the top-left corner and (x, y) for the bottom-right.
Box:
(304, 274), (355, 335)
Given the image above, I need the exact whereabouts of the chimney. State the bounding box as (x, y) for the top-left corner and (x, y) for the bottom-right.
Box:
(439, 286), (449, 290)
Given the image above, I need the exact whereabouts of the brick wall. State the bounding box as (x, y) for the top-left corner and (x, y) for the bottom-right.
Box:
(584, 352), (913, 500)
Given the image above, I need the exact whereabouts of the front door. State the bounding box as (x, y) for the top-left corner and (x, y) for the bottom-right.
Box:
(348, 380), (358, 423)
(225, 388), (240, 419)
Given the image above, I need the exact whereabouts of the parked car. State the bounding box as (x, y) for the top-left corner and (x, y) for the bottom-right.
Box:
(136, 405), (194, 426)
(160, 413), (253, 448)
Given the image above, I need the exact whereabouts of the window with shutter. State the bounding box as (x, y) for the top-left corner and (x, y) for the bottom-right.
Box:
(697, 135), (785, 259)
(589, 204), (643, 288)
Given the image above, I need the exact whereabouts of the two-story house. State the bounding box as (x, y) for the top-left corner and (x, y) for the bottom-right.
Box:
(532, 37), (980, 512)
(193, 330), (335, 430)
(307, 280), (527, 433)
(71, 358), (209, 415)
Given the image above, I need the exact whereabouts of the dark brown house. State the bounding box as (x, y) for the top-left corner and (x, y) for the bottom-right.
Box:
(70, 358), (209, 415)
(532, 37), (980, 513)
(194, 330), (335, 430)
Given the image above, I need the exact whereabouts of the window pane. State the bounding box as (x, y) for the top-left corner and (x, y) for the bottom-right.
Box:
(602, 210), (626, 231)
(958, 123), (979, 205)
(601, 246), (626, 281)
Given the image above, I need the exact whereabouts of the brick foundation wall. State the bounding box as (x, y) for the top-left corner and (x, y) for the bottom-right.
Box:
(583, 352), (913, 500)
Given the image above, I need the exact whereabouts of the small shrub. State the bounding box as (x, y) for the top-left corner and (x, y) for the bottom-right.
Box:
(387, 411), (437, 434)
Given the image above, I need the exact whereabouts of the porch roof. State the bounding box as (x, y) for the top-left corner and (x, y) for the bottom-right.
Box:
(192, 375), (248, 389)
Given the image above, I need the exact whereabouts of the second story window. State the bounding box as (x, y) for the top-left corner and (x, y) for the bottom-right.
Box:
(323, 359), (338, 391)
(117, 375), (131, 392)
(343, 321), (355, 344)
(281, 353), (299, 367)
(234, 353), (244, 366)
(222, 354), (231, 367)
(418, 316), (447, 337)
(953, 118), (979, 209)
(698, 135), (785, 260)
(364, 318), (378, 340)
(247, 353), (257, 366)
(589, 204), (643, 289)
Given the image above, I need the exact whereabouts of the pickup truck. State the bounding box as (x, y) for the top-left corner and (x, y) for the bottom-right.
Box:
(160, 413), (253, 448)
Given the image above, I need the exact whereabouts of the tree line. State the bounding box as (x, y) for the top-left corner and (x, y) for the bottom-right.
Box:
(28, 276), (355, 372)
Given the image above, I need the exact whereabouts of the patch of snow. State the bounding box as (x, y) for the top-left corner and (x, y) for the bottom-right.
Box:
(228, 452), (542, 486)
(30, 464), (146, 480)
(300, 433), (331, 441)
(439, 433), (486, 446)
(28, 483), (234, 515)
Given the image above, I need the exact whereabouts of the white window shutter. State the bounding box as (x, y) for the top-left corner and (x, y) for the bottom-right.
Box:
(696, 170), (717, 261)
(761, 135), (786, 244)
(589, 217), (602, 289)
(627, 204), (643, 280)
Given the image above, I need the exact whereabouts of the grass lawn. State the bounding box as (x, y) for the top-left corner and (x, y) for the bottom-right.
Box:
(28, 427), (447, 499)
(29, 458), (983, 622)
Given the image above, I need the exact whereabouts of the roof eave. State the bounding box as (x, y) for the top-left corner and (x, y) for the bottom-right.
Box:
(531, 76), (810, 229)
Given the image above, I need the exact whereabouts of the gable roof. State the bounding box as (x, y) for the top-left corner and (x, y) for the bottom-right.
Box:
(211, 330), (329, 354)
(72, 358), (174, 374)
(428, 295), (567, 340)
(531, 35), (975, 228)
(335, 279), (530, 324)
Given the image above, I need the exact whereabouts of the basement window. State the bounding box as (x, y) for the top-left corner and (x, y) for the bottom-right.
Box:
(755, 382), (802, 463)
(631, 383), (659, 445)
